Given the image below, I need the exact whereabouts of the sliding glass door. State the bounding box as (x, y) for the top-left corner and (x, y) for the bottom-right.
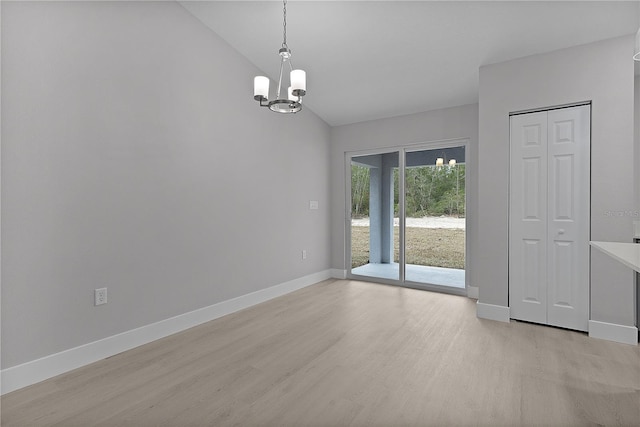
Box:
(404, 147), (465, 288)
(347, 142), (467, 293)
(350, 151), (400, 280)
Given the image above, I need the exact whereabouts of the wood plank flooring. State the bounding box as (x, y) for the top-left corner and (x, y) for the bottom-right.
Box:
(2, 279), (639, 426)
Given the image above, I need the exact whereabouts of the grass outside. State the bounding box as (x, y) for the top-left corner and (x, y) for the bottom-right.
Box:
(351, 226), (465, 269)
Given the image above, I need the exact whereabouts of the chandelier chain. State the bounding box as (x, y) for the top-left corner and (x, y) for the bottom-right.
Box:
(282, 0), (288, 48)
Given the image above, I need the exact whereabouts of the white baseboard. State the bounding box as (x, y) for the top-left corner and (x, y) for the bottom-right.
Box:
(476, 301), (510, 323)
(588, 320), (638, 345)
(1, 269), (332, 395)
(331, 269), (347, 279)
(467, 286), (479, 299)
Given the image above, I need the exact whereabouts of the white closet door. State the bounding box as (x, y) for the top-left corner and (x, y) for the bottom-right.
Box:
(546, 106), (590, 331)
(509, 111), (548, 324)
(509, 105), (590, 332)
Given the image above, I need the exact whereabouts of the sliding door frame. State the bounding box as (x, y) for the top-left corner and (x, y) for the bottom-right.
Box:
(345, 147), (403, 283)
(345, 138), (470, 297)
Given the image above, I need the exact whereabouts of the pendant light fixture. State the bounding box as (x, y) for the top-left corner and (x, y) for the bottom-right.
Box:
(253, 0), (306, 113)
(435, 157), (456, 168)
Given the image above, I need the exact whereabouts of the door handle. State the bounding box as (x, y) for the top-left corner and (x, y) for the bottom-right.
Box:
(558, 229), (565, 235)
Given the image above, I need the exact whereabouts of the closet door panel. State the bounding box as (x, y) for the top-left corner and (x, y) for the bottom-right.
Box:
(546, 106), (590, 331)
(509, 112), (548, 324)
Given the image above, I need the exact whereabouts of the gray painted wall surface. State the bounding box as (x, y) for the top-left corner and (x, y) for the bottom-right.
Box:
(633, 75), (640, 216)
(1, 1), (331, 369)
(330, 104), (479, 287)
(478, 35), (636, 326)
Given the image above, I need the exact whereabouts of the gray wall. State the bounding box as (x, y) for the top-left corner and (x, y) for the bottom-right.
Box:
(633, 75), (640, 216)
(330, 104), (479, 287)
(1, 1), (331, 369)
(478, 35), (636, 326)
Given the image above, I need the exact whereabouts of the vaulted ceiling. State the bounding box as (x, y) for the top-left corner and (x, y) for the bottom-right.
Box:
(180, 1), (640, 126)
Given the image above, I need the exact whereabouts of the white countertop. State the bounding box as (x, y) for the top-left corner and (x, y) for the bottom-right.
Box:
(590, 241), (640, 274)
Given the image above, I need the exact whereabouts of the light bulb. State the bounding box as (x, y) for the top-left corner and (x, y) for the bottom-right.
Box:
(290, 70), (306, 96)
(254, 76), (269, 99)
(288, 87), (297, 101)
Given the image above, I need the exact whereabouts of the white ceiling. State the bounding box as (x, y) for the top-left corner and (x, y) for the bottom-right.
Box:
(180, 1), (640, 126)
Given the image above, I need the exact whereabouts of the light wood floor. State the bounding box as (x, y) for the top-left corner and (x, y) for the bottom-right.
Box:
(2, 279), (639, 426)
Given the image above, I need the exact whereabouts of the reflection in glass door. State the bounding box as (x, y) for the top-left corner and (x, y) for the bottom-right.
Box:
(348, 143), (466, 292)
(350, 151), (399, 281)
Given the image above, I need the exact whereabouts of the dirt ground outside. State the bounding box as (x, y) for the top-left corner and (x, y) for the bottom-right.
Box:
(350, 217), (465, 269)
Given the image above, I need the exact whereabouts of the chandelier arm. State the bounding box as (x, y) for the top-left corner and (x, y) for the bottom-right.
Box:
(276, 57), (285, 99)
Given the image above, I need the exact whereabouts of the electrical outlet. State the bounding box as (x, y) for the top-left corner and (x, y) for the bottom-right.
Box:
(95, 288), (107, 306)
(302, 250), (307, 260)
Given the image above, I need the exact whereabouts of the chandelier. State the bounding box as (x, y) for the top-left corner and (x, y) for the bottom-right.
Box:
(435, 158), (456, 168)
(253, 0), (307, 113)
